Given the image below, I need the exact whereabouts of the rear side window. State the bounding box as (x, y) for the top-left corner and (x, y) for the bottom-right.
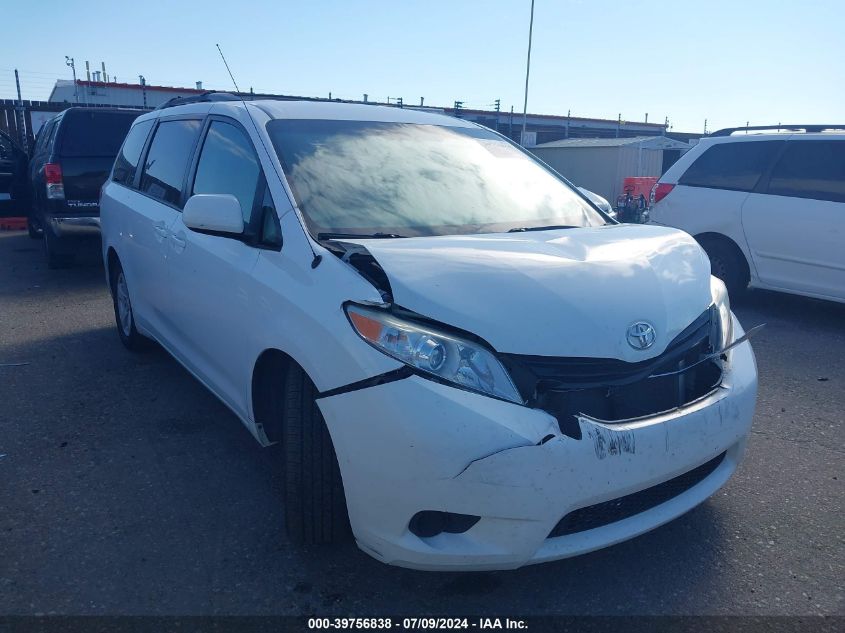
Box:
(34, 120), (56, 156)
(192, 120), (261, 224)
(113, 120), (154, 187)
(765, 141), (845, 203)
(679, 141), (782, 192)
(139, 119), (202, 206)
(58, 111), (140, 157)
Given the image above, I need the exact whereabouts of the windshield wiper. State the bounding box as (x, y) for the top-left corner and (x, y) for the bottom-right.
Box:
(507, 225), (578, 233)
(317, 232), (407, 241)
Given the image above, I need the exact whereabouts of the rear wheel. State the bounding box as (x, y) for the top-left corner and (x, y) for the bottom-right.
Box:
(699, 237), (749, 298)
(109, 261), (152, 351)
(43, 228), (73, 269)
(27, 216), (42, 239)
(283, 364), (351, 544)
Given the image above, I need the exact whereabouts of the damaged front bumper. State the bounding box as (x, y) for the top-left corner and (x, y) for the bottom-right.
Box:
(317, 317), (757, 571)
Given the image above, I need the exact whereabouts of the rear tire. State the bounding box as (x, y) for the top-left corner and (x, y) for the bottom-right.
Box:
(109, 260), (152, 352)
(700, 237), (749, 298)
(283, 364), (351, 544)
(44, 229), (73, 269)
(27, 216), (42, 239)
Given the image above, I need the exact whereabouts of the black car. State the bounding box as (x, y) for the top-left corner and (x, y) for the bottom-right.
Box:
(0, 129), (28, 218)
(28, 107), (141, 267)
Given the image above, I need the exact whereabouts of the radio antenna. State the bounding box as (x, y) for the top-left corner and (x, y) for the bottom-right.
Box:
(215, 44), (323, 268)
(216, 43), (242, 94)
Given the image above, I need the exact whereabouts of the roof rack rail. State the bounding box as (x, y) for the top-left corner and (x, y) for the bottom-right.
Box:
(156, 91), (241, 110)
(710, 124), (845, 137)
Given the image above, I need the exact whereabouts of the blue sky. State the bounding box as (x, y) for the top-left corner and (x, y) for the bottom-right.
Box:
(2, 0), (842, 132)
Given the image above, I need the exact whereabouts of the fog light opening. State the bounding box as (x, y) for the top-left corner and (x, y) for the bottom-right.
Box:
(408, 511), (480, 538)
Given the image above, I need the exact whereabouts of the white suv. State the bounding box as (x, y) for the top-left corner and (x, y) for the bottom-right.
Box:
(100, 95), (757, 570)
(650, 125), (845, 302)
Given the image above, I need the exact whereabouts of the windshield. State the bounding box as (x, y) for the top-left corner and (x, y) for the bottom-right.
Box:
(266, 119), (607, 237)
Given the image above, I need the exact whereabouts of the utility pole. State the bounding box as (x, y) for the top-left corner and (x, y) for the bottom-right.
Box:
(14, 69), (25, 146)
(509, 105), (514, 138)
(65, 56), (78, 103)
(521, 0), (535, 146)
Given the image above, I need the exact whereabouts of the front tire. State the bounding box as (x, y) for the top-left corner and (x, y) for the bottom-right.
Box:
(109, 261), (151, 351)
(283, 364), (351, 544)
(700, 238), (749, 298)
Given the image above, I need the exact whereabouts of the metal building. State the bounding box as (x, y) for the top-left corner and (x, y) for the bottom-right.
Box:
(48, 80), (205, 108)
(529, 136), (692, 203)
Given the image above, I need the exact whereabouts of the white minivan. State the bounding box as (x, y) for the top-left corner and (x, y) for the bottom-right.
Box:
(101, 95), (757, 570)
(650, 125), (845, 302)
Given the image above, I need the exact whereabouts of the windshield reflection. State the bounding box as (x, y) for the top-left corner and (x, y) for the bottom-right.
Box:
(267, 120), (605, 237)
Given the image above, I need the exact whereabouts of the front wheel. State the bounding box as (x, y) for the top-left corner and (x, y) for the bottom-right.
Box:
(700, 238), (749, 298)
(109, 261), (152, 351)
(283, 364), (351, 544)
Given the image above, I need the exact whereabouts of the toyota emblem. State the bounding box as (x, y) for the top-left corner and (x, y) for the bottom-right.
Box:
(627, 321), (656, 350)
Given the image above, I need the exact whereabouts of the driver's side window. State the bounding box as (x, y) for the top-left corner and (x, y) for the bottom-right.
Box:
(192, 119), (281, 249)
(193, 120), (260, 227)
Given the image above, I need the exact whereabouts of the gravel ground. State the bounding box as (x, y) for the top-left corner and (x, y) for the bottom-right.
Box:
(0, 231), (842, 616)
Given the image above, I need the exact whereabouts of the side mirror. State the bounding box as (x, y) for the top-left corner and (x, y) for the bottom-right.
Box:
(183, 194), (244, 235)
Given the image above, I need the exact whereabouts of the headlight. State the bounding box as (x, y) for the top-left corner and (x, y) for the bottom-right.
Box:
(345, 304), (523, 404)
(710, 276), (734, 353)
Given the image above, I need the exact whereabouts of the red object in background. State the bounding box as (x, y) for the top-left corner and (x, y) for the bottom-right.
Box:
(0, 217), (27, 231)
(622, 177), (659, 202)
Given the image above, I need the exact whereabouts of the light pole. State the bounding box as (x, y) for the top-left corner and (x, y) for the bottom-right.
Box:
(521, 0), (535, 146)
(65, 56), (78, 103)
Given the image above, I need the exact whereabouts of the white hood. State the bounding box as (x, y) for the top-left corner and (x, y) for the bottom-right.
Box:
(347, 224), (713, 361)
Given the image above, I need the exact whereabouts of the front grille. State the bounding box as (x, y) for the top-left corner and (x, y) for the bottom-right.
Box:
(547, 451), (726, 538)
(500, 308), (723, 434)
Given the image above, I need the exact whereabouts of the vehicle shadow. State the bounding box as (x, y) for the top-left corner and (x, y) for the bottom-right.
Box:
(288, 501), (728, 617)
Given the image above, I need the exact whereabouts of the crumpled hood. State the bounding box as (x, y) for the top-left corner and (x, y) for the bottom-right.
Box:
(347, 224), (713, 361)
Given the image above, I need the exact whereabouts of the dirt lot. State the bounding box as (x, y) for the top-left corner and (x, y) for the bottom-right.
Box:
(0, 231), (842, 616)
